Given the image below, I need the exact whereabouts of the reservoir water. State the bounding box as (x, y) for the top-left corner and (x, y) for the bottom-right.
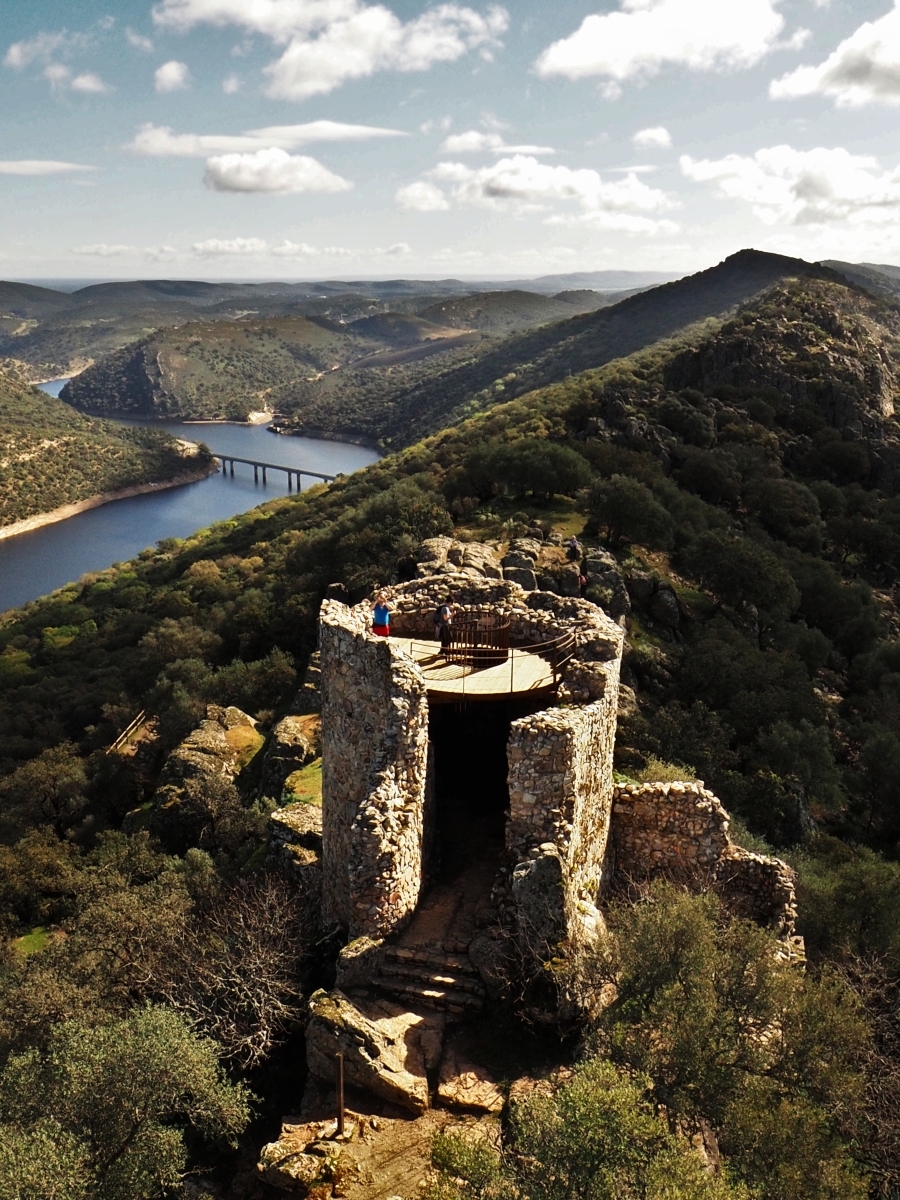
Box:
(0, 380), (379, 612)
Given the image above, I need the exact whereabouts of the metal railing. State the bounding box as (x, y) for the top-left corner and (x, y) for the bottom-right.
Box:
(444, 610), (510, 666)
(107, 709), (147, 755)
(407, 627), (576, 699)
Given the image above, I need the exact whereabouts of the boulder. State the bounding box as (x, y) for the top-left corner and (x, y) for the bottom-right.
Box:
(512, 848), (567, 960)
(538, 563), (582, 597)
(261, 715), (317, 799)
(509, 537), (542, 560)
(257, 1121), (344, 1194)
(501, 551), (537, 571)
(461, 543), (502, 579)
(334, 936), (384, 991)
(437, 1048), (504, 1113)
(503, 566), (538, 591)
(648, 584), (681, 629)
(625, 570), (656, 607)
(267, 802), (322, 889)
(306, 990), (443, 1114)
(416, 536), (454, 568)
(467, 930), (515, 1001)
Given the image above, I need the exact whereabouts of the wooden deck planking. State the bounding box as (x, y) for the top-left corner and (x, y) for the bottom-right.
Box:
(391, 637), (555, 698)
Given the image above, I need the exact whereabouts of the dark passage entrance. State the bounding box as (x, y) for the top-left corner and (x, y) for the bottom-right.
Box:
(397, 695), (551, 952)
(429, 701), (513, 884)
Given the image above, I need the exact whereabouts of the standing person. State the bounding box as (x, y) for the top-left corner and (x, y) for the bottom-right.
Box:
(567, 535), (581, 563)
(434, 597), (454, 656)
(371, 592), (391, 637)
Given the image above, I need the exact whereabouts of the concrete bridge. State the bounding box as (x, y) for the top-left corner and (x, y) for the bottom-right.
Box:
(212, 454), (338, 491)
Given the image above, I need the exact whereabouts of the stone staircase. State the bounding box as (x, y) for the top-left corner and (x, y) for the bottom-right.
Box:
(374, 945), (485, 1014)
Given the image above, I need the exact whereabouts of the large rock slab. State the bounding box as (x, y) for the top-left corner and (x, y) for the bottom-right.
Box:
(258, 1121), (344, 1194)
(306, 990), (443, 1114)
(437, 1049), (504, 1113)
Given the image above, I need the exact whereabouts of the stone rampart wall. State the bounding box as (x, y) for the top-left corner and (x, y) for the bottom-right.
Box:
(319, 600), (431, 938)
(507, 656), (620, 945)
(611, 782), (796, 935)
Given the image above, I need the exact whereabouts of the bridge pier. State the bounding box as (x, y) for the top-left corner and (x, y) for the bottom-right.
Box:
(229, 460), (234, 477)
(253, 465), (258, 483)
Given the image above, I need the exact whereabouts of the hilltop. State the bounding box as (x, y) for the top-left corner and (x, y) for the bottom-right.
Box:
(0, 369), (206, 531)
(2, 271), (900, 1197)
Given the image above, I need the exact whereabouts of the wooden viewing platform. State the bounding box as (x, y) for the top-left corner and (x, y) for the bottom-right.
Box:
(392, 637), (560, 702)
(212, 454), (338, 491)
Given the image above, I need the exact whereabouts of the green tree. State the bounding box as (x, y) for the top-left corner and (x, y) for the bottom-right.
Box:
(585, 474), (674, 549)
(0, 743), (88, 838)
(682, 531), (799, 622)
(428, 1060), (745, 1200)
(580, 885), (868, 1200)
(0, 1006), (251, 1200)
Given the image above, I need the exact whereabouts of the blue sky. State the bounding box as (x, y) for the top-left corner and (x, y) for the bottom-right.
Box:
(2, 0), (900, 280)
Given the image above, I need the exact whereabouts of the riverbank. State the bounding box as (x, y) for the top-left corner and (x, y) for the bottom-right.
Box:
(269, 423), (382, 451)
(0, 460), (217, 542)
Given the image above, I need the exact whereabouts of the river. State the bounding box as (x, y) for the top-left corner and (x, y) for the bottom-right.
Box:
(0, 380), (379, 612)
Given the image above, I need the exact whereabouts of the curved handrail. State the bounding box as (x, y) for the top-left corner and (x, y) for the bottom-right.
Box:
(402, 626), (577, 697)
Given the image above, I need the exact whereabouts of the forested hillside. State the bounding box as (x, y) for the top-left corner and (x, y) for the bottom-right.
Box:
(0, 370), (206, 530)
(4, 271), (900, 1195)
(61, 312), (477, 424)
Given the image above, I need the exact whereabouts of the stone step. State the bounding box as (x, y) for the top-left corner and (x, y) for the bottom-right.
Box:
(381, 982), (484, 1014)
(384, 946), (477, 975)
(377, 964), (485, 997)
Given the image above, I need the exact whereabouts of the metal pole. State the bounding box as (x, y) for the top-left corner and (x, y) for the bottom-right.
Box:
(336, 1052), (345, 1137)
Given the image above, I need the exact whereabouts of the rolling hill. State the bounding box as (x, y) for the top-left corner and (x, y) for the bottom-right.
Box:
(0, 369), (204, 529)
(60, 311), (474, 422)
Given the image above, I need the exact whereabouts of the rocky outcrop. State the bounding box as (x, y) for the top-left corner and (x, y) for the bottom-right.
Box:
(437, 1048), (504, 1113)
(261, 715), (317, 799)
(149, 705), (262, 851)
(268, 801), (323, 887)
(305, 990), (443, 1114)
(258, 1121), (344, 1194)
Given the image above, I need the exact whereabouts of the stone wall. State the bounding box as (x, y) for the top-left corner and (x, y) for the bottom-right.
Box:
(506, 671), (619, 947)
(610, 782), (797, 935)
(319, 600), (432, 938)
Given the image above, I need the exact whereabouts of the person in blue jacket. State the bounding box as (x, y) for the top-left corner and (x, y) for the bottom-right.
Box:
(371, 592), (391, 637)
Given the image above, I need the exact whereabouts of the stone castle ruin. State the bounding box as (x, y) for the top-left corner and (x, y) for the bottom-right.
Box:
(256, 539), (801, 1180)
(316, 539), (797, 1014)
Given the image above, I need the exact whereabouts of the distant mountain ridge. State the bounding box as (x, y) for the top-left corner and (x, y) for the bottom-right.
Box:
(277, 248), (845, 446)
(59, 248), (850, 446)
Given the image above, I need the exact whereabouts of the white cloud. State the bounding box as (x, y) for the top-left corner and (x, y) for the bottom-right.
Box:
(44, 63), (72, 89)
(681, 144), (900, 225)
(130, 119), (404, 157)
(396, 180), (451, 210)
(155, 60), (190, 91)
(145, 244), (179, 260)
(222, 73), (241, 92)
(770, 2), (900, 107)
(420, 115), (453, 134)
(72, 243), (134, 255)
(399, 153), (677, 232)
(71, 71), (112, 93)
(4, 31), (71, 69)
(192, 237), (270, 256)
(633, 125), (671, 148)
(0, 160), (95, 176)
(536, 0), (786, 86)
(203, 147), (352, 193)
(190, 235), (413, 258)
(152, 0), (508, 100)
(439, 129), (554, 154)
(126, 28), (155, 51)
